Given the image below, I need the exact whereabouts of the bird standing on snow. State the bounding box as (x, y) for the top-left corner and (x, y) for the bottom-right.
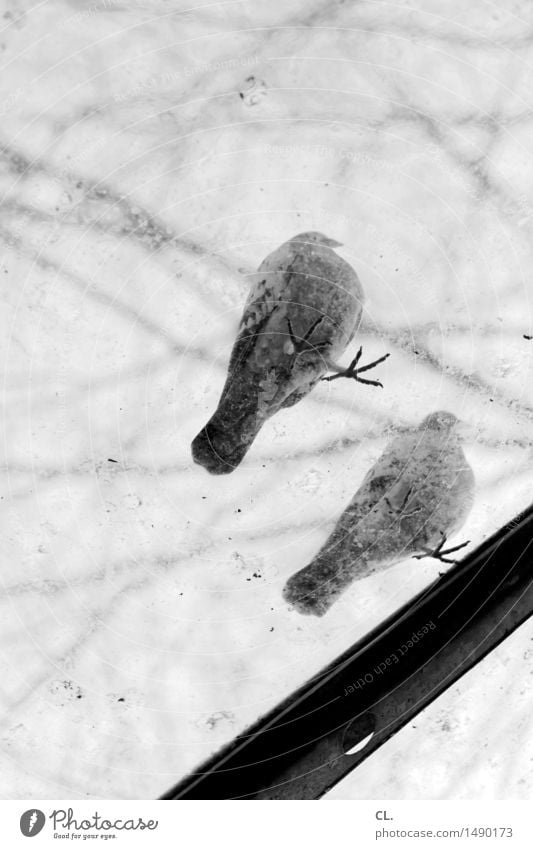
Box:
(283, 411), (475, 616)
(192, 232), (389, 474)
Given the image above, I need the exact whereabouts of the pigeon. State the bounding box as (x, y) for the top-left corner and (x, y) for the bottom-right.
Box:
(192, 232), (389, 474)
(283, 411), (475, 616)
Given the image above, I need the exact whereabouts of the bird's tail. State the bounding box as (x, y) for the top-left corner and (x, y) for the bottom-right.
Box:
(283, 543), (378, 616)
(191, 375), (265, 475)
(191, 412), (261, 475)
(281, 508), (404, 616)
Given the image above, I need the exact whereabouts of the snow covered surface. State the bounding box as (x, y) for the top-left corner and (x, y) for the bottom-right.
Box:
(1, 0), (532, 798)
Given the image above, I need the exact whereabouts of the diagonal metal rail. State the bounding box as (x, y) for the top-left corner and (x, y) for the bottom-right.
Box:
(160, 504), (533, 799)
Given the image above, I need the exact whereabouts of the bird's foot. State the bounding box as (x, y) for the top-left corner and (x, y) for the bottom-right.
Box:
(286, 315), (330, 357)
(413, 531), (470, 564)
(384, 485), (422, 520)
(322, 347), (390, 387)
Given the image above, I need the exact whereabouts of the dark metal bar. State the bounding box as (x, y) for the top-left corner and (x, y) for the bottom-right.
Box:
(160, 504), (533, 800)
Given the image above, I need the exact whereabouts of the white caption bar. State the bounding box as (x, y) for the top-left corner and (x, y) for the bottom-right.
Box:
(1, 800), (531, 848)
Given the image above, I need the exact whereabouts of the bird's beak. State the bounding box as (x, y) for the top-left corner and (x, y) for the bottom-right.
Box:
(324, 237), (343, 248)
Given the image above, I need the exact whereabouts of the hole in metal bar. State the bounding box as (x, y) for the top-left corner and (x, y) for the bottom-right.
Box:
(343, 713), (376, 756)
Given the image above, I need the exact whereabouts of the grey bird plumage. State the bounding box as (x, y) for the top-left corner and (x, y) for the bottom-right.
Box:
(192, 232), (388, 475)
(283, 411), (475, 616)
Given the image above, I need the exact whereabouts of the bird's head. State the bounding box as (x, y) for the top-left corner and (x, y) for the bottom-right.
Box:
(288, 231), (343, 249)
(420, 410), (461, 432)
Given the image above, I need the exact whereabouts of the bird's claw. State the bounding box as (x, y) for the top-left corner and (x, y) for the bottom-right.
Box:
(322, 348), (390, 387)
(385, 485), (422, 521)
(286, 315), (329, 357)
(413, 531), (470, 564)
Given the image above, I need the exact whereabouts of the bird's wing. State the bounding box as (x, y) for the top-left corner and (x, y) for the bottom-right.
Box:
(355, 433), (415, 500)
(227, 267), (289, 376)
(228, 248), (324, 375)
(240, 242), (296, 316)
(227, 242), (363, 385)
(362, 432), (475, 549)
(330, 434), (413, 538)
